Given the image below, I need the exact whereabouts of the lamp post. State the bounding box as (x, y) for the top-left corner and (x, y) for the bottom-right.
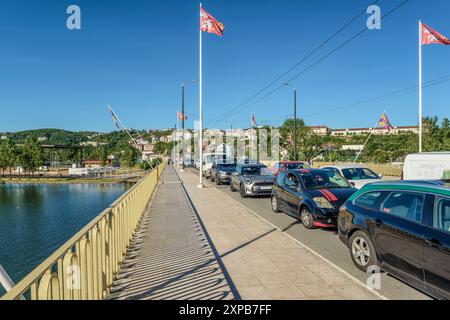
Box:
(181, 80), (196, 171)
(283, 83), (297, 161)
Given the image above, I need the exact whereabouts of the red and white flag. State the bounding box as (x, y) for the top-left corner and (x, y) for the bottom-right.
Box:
(200, 7), (225, 37)
(421, 23), (450, 45)
(177, 112), (188, 120)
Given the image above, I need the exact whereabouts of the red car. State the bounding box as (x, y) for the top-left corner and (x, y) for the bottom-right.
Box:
(270, 161), (310, 177)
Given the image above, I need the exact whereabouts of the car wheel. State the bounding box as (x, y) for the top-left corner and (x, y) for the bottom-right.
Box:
(240, 184), (248, 198)
(230, 182), (236, 192)
(300, 207), (315, 229)
(215, 176), (221, 185)
(271, 194), (281, 213)
(349, 231), (377, 272)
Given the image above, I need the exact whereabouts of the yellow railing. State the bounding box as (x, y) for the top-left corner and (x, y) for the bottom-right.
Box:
(1, 162), (166, 300)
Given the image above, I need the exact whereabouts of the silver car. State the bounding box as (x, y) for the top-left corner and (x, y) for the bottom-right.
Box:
(230, 164), (275, 198)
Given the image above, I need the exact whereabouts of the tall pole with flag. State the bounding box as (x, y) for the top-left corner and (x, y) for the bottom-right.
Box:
(198, 4), (225, 188)
(418, 20), (423, 153)
(418, 21), (450, 153)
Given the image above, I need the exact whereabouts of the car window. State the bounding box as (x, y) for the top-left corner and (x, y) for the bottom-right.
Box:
(354, 192), (387, 210)
(434, 197), (450, 234)
(285, 173), (299, 188)
(277, 172), (287, 186)
(285, 163), (309, 170)
(381, 192), (425, 223)
(300, 170), (351, 190)
(241, 166), (271, 176)
(342, 168), (379, 180)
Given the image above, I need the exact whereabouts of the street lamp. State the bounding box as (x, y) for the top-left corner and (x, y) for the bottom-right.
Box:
(181, 80), (196, 171)
(283, 82), (297, 161)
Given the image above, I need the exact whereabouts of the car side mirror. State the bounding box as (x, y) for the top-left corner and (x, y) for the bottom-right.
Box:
(350, 182), (356, 187)
(379, 174), (383, 178)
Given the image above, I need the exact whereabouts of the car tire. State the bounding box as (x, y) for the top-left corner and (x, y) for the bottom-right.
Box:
(240, 184), (247, 198)
(271, 194), (281, 213)
(300, 207), (316, 229)
(349, 231), (377, 272)
(230, 182), (236, 192)
(215, 176), (221, 185)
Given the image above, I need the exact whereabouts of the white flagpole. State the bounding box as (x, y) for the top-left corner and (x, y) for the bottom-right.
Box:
(198, 2), (204, 188)
(418, 20), (423, 153)
(353, 112), (385, 163)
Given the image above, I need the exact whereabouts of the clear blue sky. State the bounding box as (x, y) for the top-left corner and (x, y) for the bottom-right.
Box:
(0, 0), (449, 132)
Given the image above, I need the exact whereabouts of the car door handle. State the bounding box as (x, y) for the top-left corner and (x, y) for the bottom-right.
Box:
(425, 238), (442, 249)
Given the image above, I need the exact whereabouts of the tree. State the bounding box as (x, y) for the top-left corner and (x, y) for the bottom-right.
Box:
(19, 138), (44, 178)
(0, 140), (17, 178)
(121, 145), (139, 168)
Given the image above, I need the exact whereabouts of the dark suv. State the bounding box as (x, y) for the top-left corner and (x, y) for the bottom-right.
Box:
(210, 161), (236, 185)
(338, 181), (450, 299)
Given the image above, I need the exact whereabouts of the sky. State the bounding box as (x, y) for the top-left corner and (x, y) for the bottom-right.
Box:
(0, 0), (449, 132)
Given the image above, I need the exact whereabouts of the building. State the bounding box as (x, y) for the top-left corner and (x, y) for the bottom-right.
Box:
(330, 125), (419, 136)
(309, 125), (330, 136)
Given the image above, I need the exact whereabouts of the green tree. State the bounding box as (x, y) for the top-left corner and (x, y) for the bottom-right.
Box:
(18, 138), (44, 177)
(0, 140), (18, 179)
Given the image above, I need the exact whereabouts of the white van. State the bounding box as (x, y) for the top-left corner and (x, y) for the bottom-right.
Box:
(402, 152), (450, 180)
(202, 153), (226, 178)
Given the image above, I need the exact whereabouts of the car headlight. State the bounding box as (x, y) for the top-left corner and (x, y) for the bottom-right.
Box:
(313, 197), (333, 209)
(245, 178), (252, 185)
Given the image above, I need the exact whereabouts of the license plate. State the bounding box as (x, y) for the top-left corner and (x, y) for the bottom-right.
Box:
(260, 186), (272, 190)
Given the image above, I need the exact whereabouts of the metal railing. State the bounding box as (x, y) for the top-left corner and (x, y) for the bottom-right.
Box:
(1, 162), (166, 300)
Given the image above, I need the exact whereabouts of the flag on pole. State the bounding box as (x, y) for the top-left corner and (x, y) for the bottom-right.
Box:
(109, 109), (120, 129)
(421, 23), (450, 45)
(377, 113), (393, 131)
(252, 114), (258, 127)
(178, 112), (188, 120)
(200, 7), (225, 37)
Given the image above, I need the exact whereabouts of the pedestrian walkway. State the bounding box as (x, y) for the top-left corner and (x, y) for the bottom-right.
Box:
(109, 166), (237, 300)
(178, 168), (380, 300)
(110, 165), (380, 300)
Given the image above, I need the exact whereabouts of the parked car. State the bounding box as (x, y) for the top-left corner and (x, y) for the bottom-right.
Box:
(402, 152), (450, 180)
(270, 161), (310, 177)
(271, 169), (357, 229)
(202, 152), (227, 178)
(338, 181), (450, 299)
(210, 161), (237, 185)
(230, 164), (274, 198)
(321, 164), (382, 189)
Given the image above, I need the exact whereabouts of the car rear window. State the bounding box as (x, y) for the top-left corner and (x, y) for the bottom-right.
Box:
(381, 192), (425, 223)
(285, 163), (309, 170)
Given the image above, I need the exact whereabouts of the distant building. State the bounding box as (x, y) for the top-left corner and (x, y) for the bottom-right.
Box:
(80, 141), (108, 147)
(330, 125), (419, 136)
(37, 136), (48, 142)
(341, 145), (364, 151)
(0, 135), (7, 140)
(309, 125), (330, 136)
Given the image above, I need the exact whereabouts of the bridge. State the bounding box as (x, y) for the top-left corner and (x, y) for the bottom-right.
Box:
(0, 164), (430, 300)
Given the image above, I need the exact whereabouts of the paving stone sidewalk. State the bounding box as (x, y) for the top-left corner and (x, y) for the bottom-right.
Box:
(178, 168), (380, 300)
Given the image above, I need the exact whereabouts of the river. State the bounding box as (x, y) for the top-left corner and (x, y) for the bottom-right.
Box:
(0, 182), (132, 296)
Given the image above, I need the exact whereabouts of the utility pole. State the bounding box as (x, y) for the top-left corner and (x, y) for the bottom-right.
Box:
(293, 88), (297, 161)
(181, 82), (185, 171)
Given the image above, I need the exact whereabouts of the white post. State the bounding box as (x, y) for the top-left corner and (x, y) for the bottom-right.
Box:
(418, 20), (423, 153)
(198, 2), (204, 188)
(353, 113), (384, 163)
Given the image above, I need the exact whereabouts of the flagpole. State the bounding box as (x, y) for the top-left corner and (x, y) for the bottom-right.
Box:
(353, 112), (385, 163)
(198, 2), (204, 188)
(418, 20), (423, 153)
(107, 105), (153, 169)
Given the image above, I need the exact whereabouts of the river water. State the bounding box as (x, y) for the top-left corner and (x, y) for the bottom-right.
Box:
(0, 182), (132, 296)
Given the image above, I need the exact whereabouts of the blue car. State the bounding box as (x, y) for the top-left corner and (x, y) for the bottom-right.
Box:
(271, 169), (357, 229)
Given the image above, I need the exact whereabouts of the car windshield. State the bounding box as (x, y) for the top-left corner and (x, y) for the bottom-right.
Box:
(301, 171), (351, 190)
(285, 163), (309, 170)
(242, 166), (272, 176)
(341, 168), (380, 180)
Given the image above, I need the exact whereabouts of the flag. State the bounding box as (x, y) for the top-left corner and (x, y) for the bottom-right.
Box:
(377, 113), (393, 131)
(178, 112), (188, 120)
(421, 23), (450, 45)
(200, 7), (225, 37)
(110, 109), (120, 129)
(252, 114), (258, 127)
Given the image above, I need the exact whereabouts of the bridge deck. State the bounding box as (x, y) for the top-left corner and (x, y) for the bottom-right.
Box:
(109, 166), (237, 300)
